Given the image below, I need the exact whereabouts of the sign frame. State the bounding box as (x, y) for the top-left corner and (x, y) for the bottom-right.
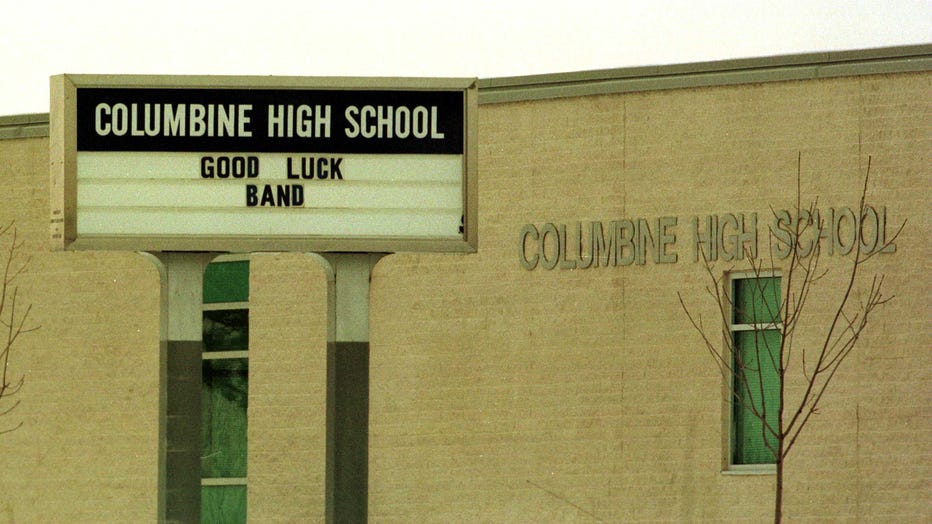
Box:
(50, 74), (478, 253)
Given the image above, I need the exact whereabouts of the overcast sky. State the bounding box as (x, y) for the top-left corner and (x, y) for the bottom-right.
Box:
(1, 0), (929, 116)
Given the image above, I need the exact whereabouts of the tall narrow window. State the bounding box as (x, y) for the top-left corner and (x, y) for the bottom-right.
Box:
(201, 259), (249, 522)
(730, 275), (782, 467)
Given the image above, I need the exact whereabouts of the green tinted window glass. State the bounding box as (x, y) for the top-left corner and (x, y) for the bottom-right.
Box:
(203, 309), (248, 352)
(202, 358), (248, 478)
(733, 276), (780, 324)
(733, 328), (781, 464)
(203, 261), (249, 304)
(201, 485), (246, 524)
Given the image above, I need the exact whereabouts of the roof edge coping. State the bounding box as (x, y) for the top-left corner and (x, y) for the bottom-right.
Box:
(478, 44), (932, 103)
(0, 113), (50, 140)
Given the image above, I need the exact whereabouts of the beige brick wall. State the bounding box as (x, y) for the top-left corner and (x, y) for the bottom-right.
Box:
(369, 72), (930, 521)
(248, 253), (329, 522)
(0, 137), (163, 522)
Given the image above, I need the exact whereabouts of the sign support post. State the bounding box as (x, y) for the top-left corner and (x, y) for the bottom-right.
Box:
(148, 252), (217, 523)
(319, 253), (384, 523)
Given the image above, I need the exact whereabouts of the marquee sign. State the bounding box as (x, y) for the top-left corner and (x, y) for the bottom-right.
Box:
(50, 74), (477, 253)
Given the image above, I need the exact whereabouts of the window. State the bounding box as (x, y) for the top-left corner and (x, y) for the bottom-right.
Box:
(730, 275), (781, 467)
(201, 259), (249, 522)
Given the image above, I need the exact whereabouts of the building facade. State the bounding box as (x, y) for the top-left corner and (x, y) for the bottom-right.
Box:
(0, 46), (929, 522)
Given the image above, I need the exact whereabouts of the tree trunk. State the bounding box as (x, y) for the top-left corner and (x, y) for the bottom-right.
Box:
(774, 454), (783, 524)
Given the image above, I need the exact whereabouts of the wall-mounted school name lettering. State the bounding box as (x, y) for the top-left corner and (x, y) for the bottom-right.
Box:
(77, 88), (464, 154)
(520, 206), (897, 271)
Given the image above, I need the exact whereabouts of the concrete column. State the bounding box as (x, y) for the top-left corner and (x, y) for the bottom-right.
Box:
(150, 252), (217, 524)
(319, 253), (384, 524)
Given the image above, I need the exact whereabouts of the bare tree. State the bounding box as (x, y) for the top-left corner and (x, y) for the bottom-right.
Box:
(678, 156), (903, 523)
(0, 221), (38, 436)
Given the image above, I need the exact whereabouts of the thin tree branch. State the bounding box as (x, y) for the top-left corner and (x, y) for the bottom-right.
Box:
(0, 222), (38, 435)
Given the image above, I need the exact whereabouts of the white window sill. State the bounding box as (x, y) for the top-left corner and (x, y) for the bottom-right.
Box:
(722, 464), (776, 475)
(202, 477), (247, 486)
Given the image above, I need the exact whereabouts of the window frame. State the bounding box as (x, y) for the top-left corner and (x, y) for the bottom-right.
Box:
(724, 270), (782, 474)
(201, 255), (250, 516)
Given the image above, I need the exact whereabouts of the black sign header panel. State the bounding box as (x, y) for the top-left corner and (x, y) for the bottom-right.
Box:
(76, 87), (464, 154)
